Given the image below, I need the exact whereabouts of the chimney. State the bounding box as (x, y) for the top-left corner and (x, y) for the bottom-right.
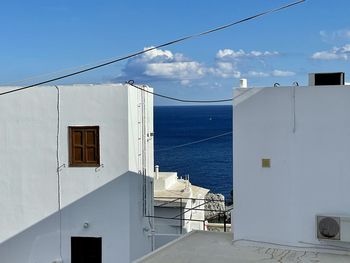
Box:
(240, 78), (248, 88)
(155, 165), (159, 180)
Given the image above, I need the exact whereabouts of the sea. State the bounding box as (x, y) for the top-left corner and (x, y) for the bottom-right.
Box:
(154, 105), (232, 199)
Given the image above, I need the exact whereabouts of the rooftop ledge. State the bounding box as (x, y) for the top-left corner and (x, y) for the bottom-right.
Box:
(233, 85), (350, 106)
(135, 231), (350, 263)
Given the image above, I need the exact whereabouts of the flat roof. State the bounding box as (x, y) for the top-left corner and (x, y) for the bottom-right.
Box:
(154, 181), (209, 205)
(136, 231), (350, 263)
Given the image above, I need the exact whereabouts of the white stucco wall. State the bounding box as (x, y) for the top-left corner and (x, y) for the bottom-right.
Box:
(154, 198), (207, 249)
(0, 86), (59, 243)
(233, 86), (350, 247)
(127, 85), (155, 261)
(0, 172), (142, 263)
(0, 84), (154, 262)
(127, 85), (154, 176)
(59, 84), (130, 207)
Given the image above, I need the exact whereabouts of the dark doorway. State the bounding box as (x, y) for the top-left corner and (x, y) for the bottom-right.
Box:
(71, 237), (102, 263)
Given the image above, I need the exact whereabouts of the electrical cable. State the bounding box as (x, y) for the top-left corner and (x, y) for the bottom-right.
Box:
(155, 131), (232, 152)
(127, 80), (233, 103)
(0, 57), (113, 86)
(126, 79), (253, 103)
(0, 0), (304, 97)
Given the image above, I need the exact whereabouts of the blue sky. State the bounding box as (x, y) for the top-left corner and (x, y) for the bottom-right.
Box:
(1, 0), (350, 105)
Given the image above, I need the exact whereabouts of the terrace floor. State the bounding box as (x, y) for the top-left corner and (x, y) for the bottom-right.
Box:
(135, 231), (350, 263)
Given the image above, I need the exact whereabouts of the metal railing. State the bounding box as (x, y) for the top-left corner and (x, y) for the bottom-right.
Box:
(148, 196), (233, 233)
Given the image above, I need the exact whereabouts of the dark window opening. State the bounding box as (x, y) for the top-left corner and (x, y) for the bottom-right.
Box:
(71, 237), (102, 263)
(69, 126), (100, 167)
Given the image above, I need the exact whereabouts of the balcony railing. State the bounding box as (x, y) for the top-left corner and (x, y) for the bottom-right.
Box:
(149, 196), (233, 233)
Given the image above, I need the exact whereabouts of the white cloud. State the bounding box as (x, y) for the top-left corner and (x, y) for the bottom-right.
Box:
(320, 29), (350, 42)
(243, 70), (295, 78)
(119, 47), (290, 84)
(142, 47), (174, 61)
(271, 70), (295, 77)
(209, 62), (241, 78)
(121, 47), (206, 81)
(311, 44), (350, 60)
(247, 71), (270, 77)
(312, 51), (345, 60)
(213, 48), (283, 79)
(180, 79), (190, 86)
(216, 48), (279, 60)
(145, 61), (205, 79)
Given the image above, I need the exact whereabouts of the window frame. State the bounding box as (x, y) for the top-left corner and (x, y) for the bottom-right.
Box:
(69, 126), (100, 167)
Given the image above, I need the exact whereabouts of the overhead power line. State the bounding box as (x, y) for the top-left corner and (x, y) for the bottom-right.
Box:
(0, 0), (305, 97)
(155, 131), (233, 152)
(0, 58), (113, 86)
(126, 80), (234, 103)
(126, 80), (253, 103)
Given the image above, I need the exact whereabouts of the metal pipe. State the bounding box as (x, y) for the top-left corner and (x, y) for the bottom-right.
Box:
(224, 213), (227, 232)
(155, 165), (159, 180)
(180, 198), (183, 234)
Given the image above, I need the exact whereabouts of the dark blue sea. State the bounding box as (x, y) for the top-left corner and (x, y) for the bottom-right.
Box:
(154, 105), (232, 199)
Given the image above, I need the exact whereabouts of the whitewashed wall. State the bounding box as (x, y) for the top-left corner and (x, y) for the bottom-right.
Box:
(59, 84), (130, 208)
(127, 85), (155, 260)
(0, 86), (59, 243)
(154, 198), (207, 249)
(0, 84), (154, 262)
(233, 86), (350, 247)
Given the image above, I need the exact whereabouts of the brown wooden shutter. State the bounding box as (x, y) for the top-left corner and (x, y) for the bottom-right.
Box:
(69, 126), (100, 167)
(85, 128), (99, 164)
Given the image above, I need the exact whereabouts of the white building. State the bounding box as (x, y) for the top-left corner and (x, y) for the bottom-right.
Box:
(0, 83), (154, 263)
(153, 166), (209, 248)
(233, 73), (350, 248)
(135, 73), (350, 263)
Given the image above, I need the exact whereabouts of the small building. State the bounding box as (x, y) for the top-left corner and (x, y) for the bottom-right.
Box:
(233, 72), (350, 248)
(153, 166), (209, 248)
(0, 84), (154, 263)
(135, 73), (350, 263)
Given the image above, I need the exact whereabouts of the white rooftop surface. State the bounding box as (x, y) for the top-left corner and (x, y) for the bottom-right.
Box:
(154, 171), (209, 204)
(136, 231), (350, 263)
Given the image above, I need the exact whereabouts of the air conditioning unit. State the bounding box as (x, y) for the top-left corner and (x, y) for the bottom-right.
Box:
(309, 72), (345, 86)
(316, 215), (350, 242)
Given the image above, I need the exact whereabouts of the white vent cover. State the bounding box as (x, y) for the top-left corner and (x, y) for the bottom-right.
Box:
(317, 215), (350, 242)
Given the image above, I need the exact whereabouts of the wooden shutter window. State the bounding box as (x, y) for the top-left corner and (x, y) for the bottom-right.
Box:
(69, 126), (100, 167)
